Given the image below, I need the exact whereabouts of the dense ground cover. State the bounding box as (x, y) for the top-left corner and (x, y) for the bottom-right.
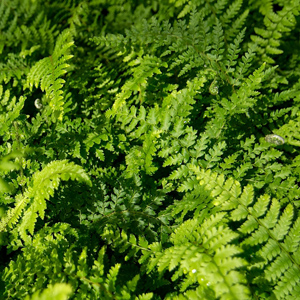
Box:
(0, 0), (300, 299)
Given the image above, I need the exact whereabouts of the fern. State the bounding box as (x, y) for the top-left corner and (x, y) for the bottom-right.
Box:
(1, 0), (300, 299)
(250, 0), (300, 64)
(0, 86), (25, 138)
(190, 166), (300, 299)
(0, 160), (91, 244)
(144, 214), (250, 299)
(25, 30), (74, 121)
(0, 0), (55, 55)
(2, 223), (154, 299)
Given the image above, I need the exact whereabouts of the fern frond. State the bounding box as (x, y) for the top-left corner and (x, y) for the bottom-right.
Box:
(0, 53), (29, 84)
(250, 1), (300, 64)
(190, 166), (300, 299)
(0, 0), (55, 55)
(0, 85), (25, 138)
(204, 62), (267, 139)
(3, 223), (153, 299)
(25, 30), (74, 121)
(275, 115), (300, 147)
(0, 160), (91, 243)
(106, 55), (167, 118)
(145, 214), (250, 299)
(209, 19), (225, 62)
(225, 28), (246, 80)
(225, 9), (249, 43)
(249, 0), (274, 15)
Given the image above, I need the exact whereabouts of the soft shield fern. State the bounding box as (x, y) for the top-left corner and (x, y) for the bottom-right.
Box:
(0, 160), (91, 246)
(25, 30), (74, 122)
(143, 213), (250, 299)
(1, 0), (300, 299)
(190, 166), (300, 299)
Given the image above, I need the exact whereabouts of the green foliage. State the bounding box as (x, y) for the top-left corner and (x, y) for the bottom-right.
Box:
(3, 223), (153, 299)
(25, 30), (74, 122)
(190, 167), (300, 299)
(1, 0), (300, 299)
(144, 214), (250, 299)
(250, 0), (300, 64)
(0, 160), (91, 248)
(26, 283), (72, 300)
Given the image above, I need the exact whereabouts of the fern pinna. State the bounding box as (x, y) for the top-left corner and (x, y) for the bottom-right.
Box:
(1, 0), (300, 299)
